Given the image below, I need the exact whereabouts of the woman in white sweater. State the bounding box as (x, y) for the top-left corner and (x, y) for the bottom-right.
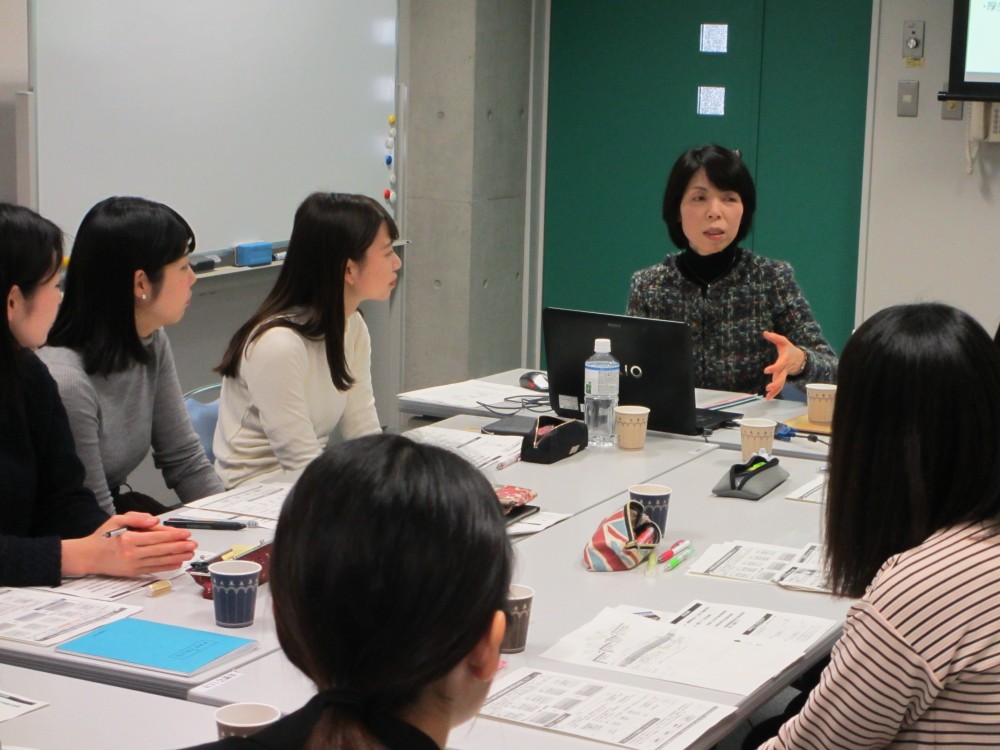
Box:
(751, 302), (1000, 749)
(213, 193), (400, 487)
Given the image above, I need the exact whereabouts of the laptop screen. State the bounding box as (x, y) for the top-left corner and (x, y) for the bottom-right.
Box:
(542, 307), (702, 435)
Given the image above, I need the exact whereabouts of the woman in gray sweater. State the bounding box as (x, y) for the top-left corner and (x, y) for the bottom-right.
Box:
(40, 197), (223, 515)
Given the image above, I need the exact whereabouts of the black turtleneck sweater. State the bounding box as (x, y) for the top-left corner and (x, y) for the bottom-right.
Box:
(676, 245), (742, 292)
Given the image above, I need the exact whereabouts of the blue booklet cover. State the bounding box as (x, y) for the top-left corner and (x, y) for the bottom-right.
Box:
(56, 618), (257, 676)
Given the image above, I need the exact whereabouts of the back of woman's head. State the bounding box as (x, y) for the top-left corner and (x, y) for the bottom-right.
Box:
(271, 433), (511, 747)
(662, 143), (757, 249)
(216, 192), (399, 389)
(826, 302), (1000, 597)
(0, 203), (63, 410)
(46, 196), (194, 375)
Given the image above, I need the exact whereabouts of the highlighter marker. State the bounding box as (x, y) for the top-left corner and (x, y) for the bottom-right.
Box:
(658, 539), (691, 564)
(663, 546), (695, 571)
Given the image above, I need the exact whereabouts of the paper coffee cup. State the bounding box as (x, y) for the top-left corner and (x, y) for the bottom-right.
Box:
(500, 584), (534, 654)
(740, 418), (776, 461)
(615, 406), (650, 450)
(805, 383), (837, 424)
(628, 484), (671, 533)
(215, 702), (281, 739)
(209, 560), (262, 628)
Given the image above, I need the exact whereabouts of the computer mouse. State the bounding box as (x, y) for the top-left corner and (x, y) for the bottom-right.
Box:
(519, 370), (548, 392)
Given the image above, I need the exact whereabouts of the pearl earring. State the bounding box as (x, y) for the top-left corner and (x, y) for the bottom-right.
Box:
(140, 294), (147, 300)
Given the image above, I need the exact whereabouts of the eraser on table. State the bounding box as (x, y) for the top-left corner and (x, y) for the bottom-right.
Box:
(145, 579), (172, 597)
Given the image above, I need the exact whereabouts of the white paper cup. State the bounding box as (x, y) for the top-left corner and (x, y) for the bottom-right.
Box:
(501, 584), (534, 654)
(615, 405), (651, 450)
(806, 383), (837, 424)
(215, 702), (281, 739)
(740, 418), (776, 461)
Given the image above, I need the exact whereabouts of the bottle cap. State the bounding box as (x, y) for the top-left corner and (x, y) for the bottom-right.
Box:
(594, 338), (611, 353)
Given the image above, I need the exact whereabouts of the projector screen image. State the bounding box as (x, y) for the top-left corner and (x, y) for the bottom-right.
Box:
(965, 1), (1000, 84)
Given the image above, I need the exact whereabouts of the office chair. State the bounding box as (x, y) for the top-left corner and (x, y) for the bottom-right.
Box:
(183, 383), (222, 463)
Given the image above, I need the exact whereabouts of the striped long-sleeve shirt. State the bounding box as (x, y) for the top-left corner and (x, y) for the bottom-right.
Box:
(761, 522), (1000, 749)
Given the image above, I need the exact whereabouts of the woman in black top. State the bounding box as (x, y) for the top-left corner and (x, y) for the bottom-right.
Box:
(0, 203), (196, 586)
(186, 433), (513, 750)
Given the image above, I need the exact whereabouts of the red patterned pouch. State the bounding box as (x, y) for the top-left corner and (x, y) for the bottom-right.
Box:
(583, 500), (661, 572)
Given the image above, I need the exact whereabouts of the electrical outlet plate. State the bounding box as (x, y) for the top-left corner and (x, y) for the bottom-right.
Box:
(903, 20), (924, 60)
(897, 80), (919, 117)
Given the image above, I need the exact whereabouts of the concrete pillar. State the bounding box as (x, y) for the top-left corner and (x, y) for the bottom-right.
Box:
(400, 0), (531, 389)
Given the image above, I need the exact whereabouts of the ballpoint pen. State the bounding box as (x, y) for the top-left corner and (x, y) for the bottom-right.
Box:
(163, 518), (251, 530)
(103, 526), (137, 538)
(663, 546), (695, 571)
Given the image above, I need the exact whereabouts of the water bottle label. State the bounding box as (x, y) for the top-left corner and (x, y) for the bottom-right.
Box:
(584, 363), (620, 397)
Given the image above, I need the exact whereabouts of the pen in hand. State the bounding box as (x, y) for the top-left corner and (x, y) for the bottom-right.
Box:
(103, 526), (135, 538)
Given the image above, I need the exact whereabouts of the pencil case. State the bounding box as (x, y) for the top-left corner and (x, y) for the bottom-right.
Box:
(187, 540), (273, 599)
(583, 500), (661, 572)
(520, 416), (587, 465)
(494, 484), (538, 514)
(712, 456), (789, 500)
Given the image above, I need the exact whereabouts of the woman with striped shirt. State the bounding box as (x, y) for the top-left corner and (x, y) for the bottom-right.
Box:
(757, 302), (1000, 749)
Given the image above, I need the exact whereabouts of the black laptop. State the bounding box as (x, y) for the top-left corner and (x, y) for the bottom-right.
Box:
(542, 307), (743, 436)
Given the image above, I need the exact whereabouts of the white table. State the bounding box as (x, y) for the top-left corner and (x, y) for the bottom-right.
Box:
(187, 451), (847, 750)
(0, 664), (219, 749)
(0, 527), (280, 699)
(398, 371), (830, 462)
(435, 415), (719, 517)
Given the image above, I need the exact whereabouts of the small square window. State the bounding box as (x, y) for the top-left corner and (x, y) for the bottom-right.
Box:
(697, 86), (726, 116)
(700, 24), (728, 53)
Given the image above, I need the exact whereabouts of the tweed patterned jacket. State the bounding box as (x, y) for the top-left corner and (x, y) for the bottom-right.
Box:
(626, 249), (837, 395)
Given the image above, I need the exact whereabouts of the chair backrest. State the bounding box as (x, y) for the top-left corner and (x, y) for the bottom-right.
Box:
(183, 384), (222, 464)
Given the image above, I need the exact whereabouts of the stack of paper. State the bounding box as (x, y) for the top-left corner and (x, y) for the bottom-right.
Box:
(186, 483), (292, 522)
(688, 541), (832, 593)
(542, 600), (837, 697)
(0, 588), (139, 646)
(404, 425), (522, 471)
(481, 667), (734, 750)
(785, 475), (826, 503)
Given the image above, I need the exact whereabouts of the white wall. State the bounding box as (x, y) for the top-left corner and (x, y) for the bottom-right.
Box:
(861, 0), (1000, 335)
(0, 0), (27, 203)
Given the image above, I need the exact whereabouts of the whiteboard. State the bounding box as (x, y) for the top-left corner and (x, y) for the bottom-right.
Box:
(29, 0), (397, 250)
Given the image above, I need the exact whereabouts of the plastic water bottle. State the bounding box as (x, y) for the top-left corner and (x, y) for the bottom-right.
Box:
(584, 338), (619, 447)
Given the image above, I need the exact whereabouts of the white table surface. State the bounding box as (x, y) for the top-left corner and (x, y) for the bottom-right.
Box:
(0, 664), (219, 749)
(398, 370), (830, 462)
(187, 450), (848, 750)
(434, 414), (719, 517)
(0, 527), (280, 699)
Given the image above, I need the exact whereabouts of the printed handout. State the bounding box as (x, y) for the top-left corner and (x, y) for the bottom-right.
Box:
(541, 605), (830, 696)
(480, 668), (735, 750)
(0, 588), (139, 646)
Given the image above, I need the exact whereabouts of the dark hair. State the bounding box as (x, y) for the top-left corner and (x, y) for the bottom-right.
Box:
(0, 203), (64, 417)
(661, 144), (757, 250)
(216, 193), (398, 390)
(271, 434), (512, 749)
(826, 303), (1000, 598)
(46, 196), (195, 375)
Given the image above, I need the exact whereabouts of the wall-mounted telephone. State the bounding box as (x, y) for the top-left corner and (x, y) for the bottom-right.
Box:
(965, 101), (1000, 173)
(971, 101), (1000, 142)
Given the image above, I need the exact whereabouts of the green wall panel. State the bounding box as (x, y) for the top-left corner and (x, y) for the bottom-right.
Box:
(544, 1), (870, 354)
